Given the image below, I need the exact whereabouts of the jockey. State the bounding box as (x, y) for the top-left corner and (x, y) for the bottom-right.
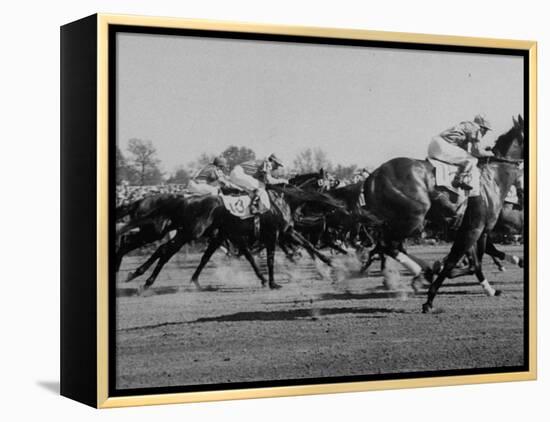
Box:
(188, 156), (232, 195)
(229, 153), (288, 213)
(428, 114), (492, 190)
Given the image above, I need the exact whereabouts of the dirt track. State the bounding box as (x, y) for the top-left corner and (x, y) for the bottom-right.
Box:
(115, 245), (525, 390)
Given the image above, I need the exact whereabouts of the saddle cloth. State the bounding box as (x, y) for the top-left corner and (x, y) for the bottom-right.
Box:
(221, 194), (270, 219)
(427, 158), (480, 197)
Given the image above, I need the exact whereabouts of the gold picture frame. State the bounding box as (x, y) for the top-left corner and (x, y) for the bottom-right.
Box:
(60, 13), (537, 408)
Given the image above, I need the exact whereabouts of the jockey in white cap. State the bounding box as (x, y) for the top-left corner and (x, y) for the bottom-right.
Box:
(188, 156), (233, 195)
(428, 114), (492, 190)
(230, 153), (288, 213)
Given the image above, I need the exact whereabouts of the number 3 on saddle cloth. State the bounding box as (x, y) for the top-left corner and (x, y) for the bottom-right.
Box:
(427, 158), (481, 228)
(220, 193), (270, 219)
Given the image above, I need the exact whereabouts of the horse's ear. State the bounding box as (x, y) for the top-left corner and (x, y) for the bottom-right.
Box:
(518, 114), (524, 127)
(512, 115), (518, 127)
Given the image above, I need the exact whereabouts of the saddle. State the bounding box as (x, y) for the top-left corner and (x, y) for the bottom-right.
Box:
(427, 158), (481, 198)
(427, 158), (481, 230)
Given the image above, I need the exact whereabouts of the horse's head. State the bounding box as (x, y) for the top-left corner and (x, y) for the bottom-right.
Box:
(289, 169), (329, 191)
(492, 114), (524, 161)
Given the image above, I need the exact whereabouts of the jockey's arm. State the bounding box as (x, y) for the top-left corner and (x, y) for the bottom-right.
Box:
(471, 140), (494, 158)
(265, 174), (288, 185)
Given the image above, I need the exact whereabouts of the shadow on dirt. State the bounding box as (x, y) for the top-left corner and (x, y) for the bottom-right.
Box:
(189, 306), (406, 324)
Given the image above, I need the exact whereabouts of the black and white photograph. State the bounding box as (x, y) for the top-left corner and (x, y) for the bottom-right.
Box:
(112, 26), (528, 394)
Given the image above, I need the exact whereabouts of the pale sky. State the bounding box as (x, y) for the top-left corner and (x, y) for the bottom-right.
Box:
(116, 32), (523, 174)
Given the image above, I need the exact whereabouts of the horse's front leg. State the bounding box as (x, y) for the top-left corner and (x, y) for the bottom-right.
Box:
(239, 244), (269, 286)
(190, 235), (224, 290)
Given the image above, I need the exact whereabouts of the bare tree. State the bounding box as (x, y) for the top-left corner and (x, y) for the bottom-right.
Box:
(127, 138), (163, 185)
(221, 146), (256, 170)
(292, 147), (332, 173)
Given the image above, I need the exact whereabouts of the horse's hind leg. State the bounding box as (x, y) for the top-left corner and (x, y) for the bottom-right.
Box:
(360, 243), (382, 273)
(380, 241), (425, 292)
(190, 235), (224, 289)
(288, 229), (332, 266)
(266, 240), (281, 290)
(142, 233), (189, 290)
(240, 246), (269, 286)
(116, 228), (162, 272)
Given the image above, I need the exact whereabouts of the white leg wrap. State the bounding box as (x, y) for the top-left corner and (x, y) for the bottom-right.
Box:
(505, 255), (520, 265)
(480, 279), (496, 296)
(395, 252), (422, 276)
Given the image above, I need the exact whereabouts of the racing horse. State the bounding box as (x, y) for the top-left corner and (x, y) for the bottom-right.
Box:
(423, 116), (524, 311)
(188, 185), (344, 289)
(362, 116), (524, 310)
(289, 172), (377, 251)
(124, 185), (342, 291)
(115, 194), (187, 272)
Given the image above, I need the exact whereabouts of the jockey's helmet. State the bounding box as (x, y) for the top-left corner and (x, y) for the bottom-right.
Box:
(268, 153), (284, 167)
(474, 114), (492, 131)
(213, 156), (228, 169)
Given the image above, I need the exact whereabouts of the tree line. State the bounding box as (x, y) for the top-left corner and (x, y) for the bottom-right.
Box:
(117, 138), (370, 186)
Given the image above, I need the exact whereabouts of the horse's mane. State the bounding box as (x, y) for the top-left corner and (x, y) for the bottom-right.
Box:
(267, 184), (344, 211)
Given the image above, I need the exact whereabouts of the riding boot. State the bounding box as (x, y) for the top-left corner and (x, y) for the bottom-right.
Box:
(250, 189), (261, 214)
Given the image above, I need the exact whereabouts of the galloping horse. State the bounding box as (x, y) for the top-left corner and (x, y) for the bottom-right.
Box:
(123, 185), (342, 291)
(189, 185), (343, 289)
(289, 172), (377, 250)
(363, 116), (524, 309)
(423, 116), (524, 311)
(115, 194), (187, 272)
(120, 194), (223, 290)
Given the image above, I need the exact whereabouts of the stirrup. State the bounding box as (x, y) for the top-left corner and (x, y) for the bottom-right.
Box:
(452, 175), (473, 190)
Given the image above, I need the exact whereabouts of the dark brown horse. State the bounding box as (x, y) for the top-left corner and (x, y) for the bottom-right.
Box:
(115, 194), (187, 272)
(423, 116), (524, 311)
(123, 185), (342, 291)
(189, 185), (342, 289)
(120, 194), (223, 290)
(289, 173), (377, 251)
(362, 116), (524, 310)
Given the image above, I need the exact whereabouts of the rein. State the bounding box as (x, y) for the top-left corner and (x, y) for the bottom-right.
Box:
(478, 156), (523, 167)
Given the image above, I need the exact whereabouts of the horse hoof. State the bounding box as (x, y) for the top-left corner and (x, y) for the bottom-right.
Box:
(498, 266), (507, 272)
(269, 283), (282, 290)
(495, 289), (502, 296)
(422, 303), (433, 313)
(518, 259), (524, 268)
(125, 272), (134, 283)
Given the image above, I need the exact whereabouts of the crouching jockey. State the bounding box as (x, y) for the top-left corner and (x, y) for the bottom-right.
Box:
(188, 156), (233, 195)
(230, 153), (288, 214)
(428, 114), (492, 190)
